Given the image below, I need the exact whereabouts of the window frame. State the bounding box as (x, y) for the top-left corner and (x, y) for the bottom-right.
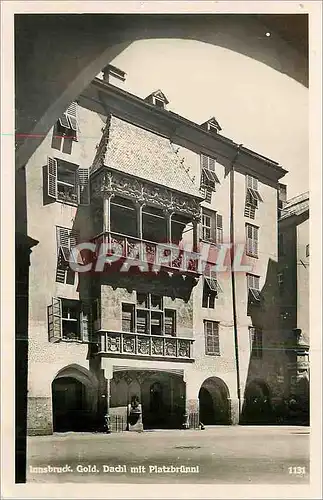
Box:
(200, 153), (220, 189)
(204, 320), (220, 356)
(55, 226), (79, 284)
(247, 273), (261, 302)
(47, 157), (90, 206)
(245, 223), (259, 258)
(249, 326), (263, 359)
(122, 293), (176, 336)
(245, 175), (263, 217)
(48, 297), (91, 343)
(57, 102), (78, 141)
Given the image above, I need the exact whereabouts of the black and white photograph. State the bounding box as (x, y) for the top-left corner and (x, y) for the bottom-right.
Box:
(1, 1), (322, 499)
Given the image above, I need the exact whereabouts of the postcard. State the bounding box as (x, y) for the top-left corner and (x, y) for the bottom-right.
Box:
(1, 1), (321, 499)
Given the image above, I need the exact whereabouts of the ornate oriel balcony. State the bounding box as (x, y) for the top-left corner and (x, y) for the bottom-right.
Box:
(98, 331), (194, 362)
(94, 231), (200, 275)
(89, 113), (204, 279)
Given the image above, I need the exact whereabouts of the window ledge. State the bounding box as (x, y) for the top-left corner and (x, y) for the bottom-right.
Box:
(56, 199), (79, 208)
(246, 252), (259, 259)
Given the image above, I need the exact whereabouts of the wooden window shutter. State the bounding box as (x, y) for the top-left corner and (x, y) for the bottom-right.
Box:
(80, 303), (92, 342)
(78, 168), (90, 205)
(216, 214), (223, 243)
(210, 212), (217, 242)
(47, 157), (58, 199)
(93, 299), (101, 331)
(66, 102), (77, 130)
(254, 226), (259, 256)
(208, 156), (216, 172)
(57, 227), (69, 247)
(201, 154), (209, 170)
(246, 175), (253, 189)
(48, 297), (62, 342)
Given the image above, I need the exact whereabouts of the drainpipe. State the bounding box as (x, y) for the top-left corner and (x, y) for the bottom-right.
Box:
(230, 145), (242, 421)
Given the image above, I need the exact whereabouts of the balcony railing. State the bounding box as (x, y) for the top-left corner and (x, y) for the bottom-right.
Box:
(94, 231), (200, 275)
(98, 331), (194, 360)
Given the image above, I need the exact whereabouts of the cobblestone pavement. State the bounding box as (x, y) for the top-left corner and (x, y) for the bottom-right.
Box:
(27, 425), (310, 484)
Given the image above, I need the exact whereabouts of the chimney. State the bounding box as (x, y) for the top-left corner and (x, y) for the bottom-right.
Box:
(278, 183), (287, 210)
(101, 64), (126, 87)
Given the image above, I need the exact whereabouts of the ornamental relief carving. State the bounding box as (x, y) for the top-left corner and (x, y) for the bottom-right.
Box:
(91, 168), (201, 219)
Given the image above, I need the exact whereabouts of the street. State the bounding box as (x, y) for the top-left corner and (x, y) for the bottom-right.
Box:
(27, 426), (309, 484)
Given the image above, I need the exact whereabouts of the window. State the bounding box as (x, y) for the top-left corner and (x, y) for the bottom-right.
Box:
(277, 272), (284, 294)
(246, 224), (259, 257)
(204, 321), (220, 355)
(47, 157), (90, 205)
(245, 175), (262, 218)
(57, 102), (78, 141)
(122, 304), (135, 332)
(278, 233), (285, 256)
(122, 293), (176, 336)
(47, 297), (91, 343)
(247, 273), (261, 302)
(202, 210), (212, 241)
(154, 97), (165, 108)
(203, 188), (213, 203)
(200, 154), (220, 190)
(202, 263), (222, 308)
(164, 309), (176, 336)
(305, 244), (309, 257)
(249, 327), (262, 359)
(201, 209), (223, 243)
(244, 205), (256, 219)
(56, 226), (79, 284)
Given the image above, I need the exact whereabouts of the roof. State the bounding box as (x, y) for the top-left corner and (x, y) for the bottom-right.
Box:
(98, 115), (202, 198)
(88, 79), (288, 181)
(279, 191), (309, 220)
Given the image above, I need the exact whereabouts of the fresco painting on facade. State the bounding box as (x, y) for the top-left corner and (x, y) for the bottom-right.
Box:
(7, 8), (315, 492)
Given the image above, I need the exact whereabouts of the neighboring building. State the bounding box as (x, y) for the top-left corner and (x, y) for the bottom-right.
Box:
(277, 191), (310, 423)
(24, 66), (288, 435)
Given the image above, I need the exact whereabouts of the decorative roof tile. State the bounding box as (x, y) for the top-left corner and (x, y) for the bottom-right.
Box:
(100, 115), (201, 198)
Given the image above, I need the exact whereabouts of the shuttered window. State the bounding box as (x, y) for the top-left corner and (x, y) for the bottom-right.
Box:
(204, 320), (220, 355)
(245, 175), (262, 218)
(56, 226), (79, 284)
(46, 157), (90, 205)
(247, 274), (261, 302)
(202, 264), (222, 308)
(47, 298), (91, 342)
(201, 209), (216, 242)
(58, 102), (78, 141)
(246, 224), (259, 257)
(201, 209), (223, 243)
(200, 154), (220, 190)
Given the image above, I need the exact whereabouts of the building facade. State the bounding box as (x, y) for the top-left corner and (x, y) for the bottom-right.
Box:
(24, 67), (289, 435)
(277, 192), (310, 424)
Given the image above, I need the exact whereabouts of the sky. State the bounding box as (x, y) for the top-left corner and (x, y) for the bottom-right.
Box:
(110, 38), (308, 199)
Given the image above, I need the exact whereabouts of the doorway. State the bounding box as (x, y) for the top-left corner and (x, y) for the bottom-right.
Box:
(198, 377), (230, 425)
(52, 377), (87, 431)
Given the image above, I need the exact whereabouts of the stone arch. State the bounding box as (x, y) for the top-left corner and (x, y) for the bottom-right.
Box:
(198, 376), (231, 425)
(52, 364), (98, 432)
(16, 15), (307, 170)
(241, 379), (272, 424)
